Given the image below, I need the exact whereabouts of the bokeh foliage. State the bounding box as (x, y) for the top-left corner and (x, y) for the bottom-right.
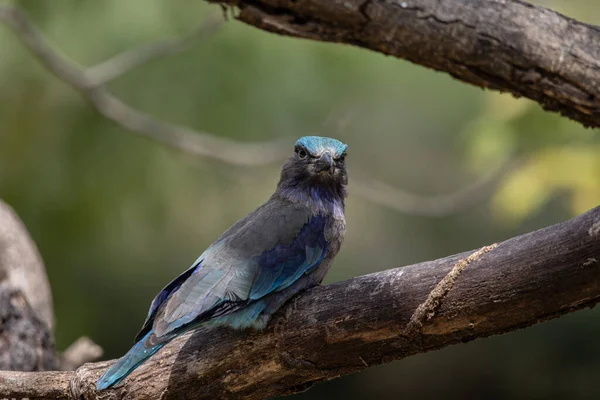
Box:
(0, 0), (599, 398)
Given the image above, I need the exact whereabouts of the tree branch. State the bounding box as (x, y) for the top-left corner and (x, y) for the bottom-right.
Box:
(0, 370), (72, 400)
(0, 206), (597, 399)
(60, 337), (103, 372)
(0, 4), (516, 216)
(0, 5), (289, 166)
(86, 14), (224, 86)
(351, 156), (521, 216)
(209, 0), (600, 128)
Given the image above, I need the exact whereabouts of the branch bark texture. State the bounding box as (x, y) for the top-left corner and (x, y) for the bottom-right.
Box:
(210, 0), (600, 128)
(0, 206), (598, 399)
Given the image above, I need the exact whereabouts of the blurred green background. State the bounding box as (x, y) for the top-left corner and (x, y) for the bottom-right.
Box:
(1, 0), (599, 398)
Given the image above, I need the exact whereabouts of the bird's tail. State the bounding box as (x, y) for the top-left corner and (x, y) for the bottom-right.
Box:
(96, 331), (166, 390)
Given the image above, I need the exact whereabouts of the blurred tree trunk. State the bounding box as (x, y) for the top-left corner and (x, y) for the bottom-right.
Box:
(0, 200), (58, 371)
(0, 200), (102, 378)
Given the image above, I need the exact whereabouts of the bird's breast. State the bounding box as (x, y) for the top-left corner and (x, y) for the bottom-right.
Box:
(324, 212), (345, 253)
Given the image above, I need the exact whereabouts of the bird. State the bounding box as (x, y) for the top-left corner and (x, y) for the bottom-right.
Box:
(96, 135), (348, 390)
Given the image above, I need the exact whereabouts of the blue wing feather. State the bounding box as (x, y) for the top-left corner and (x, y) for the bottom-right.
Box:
(147, 211), (329, 341)
(130, 200), (329, 346)
(250, 214), (327, 299)
(134, 261), (201, 342)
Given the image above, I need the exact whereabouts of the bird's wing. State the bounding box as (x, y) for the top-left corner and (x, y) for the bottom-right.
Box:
(137, 200), (328, 343)
(134, 263), (197, 342)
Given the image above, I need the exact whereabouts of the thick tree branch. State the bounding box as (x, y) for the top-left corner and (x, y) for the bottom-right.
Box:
(0, 4), (517, 217)
(209, 0), (600, 128)
(0, 370), (72, 400)
(0, 206), (597, 399)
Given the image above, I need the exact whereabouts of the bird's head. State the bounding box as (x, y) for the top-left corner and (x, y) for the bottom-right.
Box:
(277, 136), (348, 201)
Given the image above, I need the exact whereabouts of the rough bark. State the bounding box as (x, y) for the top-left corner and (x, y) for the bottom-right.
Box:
(0, 370), (72, 400)
(0, 200), (58, 371)
(208, 0), (600, 128)
(0, 285), (58, 371)
(0, 200), (102, 374)
(0, 206), (597, 399)
(0, 200), (54, 331)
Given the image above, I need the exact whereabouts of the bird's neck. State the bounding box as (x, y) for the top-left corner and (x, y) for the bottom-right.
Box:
(275, 181), (346, 216)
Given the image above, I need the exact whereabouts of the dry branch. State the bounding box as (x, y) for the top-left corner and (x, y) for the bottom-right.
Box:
(210, 0), (600, 128)
(87, 14), (223, 86)
(60, 337), (104, 372)
(0, 206), (597, 399)
(0, 5), (287, 167)
(0, 4), (516, 217)
(351, 156), (521, 217)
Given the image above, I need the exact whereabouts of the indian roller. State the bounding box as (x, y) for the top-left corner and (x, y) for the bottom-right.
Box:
(96, 136), (348, 390)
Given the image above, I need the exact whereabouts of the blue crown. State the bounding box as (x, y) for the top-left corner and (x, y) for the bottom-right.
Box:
(295, 136), (347, 158)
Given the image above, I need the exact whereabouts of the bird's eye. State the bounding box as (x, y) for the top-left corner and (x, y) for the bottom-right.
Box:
(298, 149), (307, 159)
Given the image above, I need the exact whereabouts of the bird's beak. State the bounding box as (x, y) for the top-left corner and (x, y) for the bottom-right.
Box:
(315, 152), (334, 174)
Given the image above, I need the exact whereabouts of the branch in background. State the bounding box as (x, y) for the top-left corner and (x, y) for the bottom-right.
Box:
(208, 0), (600, 128)
(0, 4), (514, 216)
(322, 99), (523, 216)
(0, 206), (596, 399)
(60, 337), (104, 372)
(0, 5), (289, 166)
(0, 199), (102, 372)
(86, 14), (223, 86)
(352, 157), (522, 216)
